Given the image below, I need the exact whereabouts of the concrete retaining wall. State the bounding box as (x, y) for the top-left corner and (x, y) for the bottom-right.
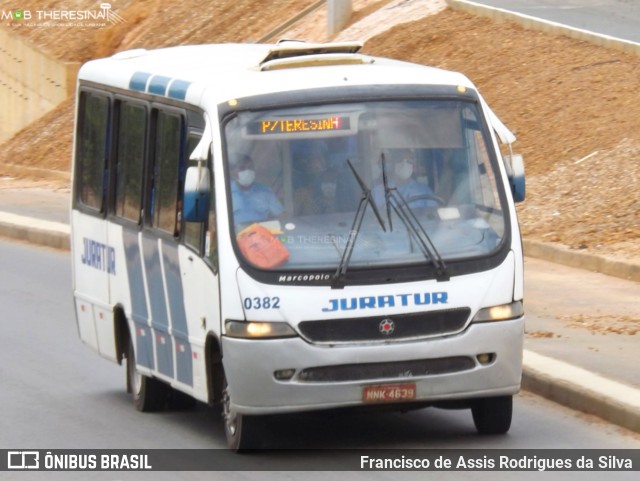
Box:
(0, 28), (79, 143)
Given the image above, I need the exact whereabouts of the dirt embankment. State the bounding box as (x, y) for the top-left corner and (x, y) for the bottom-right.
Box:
(1, 4), (638, 260)
(362, 9), (640, 259)
(4, 0), (319, 62)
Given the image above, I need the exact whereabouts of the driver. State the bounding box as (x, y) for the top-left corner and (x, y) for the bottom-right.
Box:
(372, 149), (438, 208)
(230, 154), (284, 224)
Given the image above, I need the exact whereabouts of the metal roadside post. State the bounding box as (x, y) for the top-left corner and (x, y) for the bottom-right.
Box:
(328, 0), (352, 37)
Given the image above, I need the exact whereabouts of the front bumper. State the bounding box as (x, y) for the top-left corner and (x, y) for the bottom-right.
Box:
(221, 318), (524, 415)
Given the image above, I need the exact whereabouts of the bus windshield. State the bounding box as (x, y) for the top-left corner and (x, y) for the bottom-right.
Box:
(223, 99), (507, 273)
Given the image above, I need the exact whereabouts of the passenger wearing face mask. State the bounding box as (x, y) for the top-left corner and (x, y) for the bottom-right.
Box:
(372, 149), (437, 209)
(230, 154), (284, 224)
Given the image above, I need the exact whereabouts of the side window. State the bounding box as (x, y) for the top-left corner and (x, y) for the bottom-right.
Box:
(115, 101), (147, 222)
(205, 179), (218, 271)
(183, 131), (218, 271)
(151, 110), (183, 234)
(464, 109), (499, 210)
(77, 92), (109, 211)
(184, 133), (205, 251)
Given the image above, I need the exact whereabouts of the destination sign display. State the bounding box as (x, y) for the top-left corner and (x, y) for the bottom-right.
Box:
(248, 116), (351, 135)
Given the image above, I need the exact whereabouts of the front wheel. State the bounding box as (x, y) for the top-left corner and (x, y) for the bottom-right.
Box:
(126, 337), (166, 412)
(222, 375), (263, 451)
(471, 395), (513, 435)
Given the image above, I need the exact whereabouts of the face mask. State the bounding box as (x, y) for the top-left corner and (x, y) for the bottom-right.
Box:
(237, 169), (255, 187)
(394, 160), (414, 181)
(321, 181), (337, 198)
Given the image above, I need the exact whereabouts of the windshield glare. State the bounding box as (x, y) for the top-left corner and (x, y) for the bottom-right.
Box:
(224, 100), (506, 272)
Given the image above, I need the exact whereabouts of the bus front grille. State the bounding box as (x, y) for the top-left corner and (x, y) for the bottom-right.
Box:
(297, 308), (471, 344)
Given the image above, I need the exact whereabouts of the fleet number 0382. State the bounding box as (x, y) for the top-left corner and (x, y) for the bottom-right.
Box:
(243, 297), (281, 310)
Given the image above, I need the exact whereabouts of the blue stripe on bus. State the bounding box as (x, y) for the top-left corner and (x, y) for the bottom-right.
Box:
(142, 235), (174, 378)
(167, 79), (191, 100)
(129, 71), (152, 92)
(129, 72), (190, 100)
(148, 75), (172, 96)
(162, 244), (193, 386)
(123, 230), (154, 369)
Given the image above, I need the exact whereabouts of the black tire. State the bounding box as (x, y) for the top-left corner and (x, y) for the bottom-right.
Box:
(126, 337), (167, 412)
(471, 395), (513, 435)
(167, 387), (197, 410)
(222, 375), (263, 451)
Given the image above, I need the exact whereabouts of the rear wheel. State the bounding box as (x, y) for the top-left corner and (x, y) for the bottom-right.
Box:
(126, 337), (167, 412)
(471, 395), (513, 435)
(222, 375), (263, 451)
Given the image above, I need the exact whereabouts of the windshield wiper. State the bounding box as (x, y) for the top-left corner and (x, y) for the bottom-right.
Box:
(380, 154), (450, 281)
(331, 159), (386, 289)
(381, 152), (394, 232)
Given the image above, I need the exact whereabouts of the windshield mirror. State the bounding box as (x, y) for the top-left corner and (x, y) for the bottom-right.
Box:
(223, 100), (507, 272)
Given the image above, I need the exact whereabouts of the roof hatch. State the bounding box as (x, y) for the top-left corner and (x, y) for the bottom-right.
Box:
(260, 40), (363, 65)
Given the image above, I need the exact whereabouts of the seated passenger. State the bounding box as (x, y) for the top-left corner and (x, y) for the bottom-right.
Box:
(230, 154), (284, 224)
(294, 144), (339, 215)
(372, 149), (438, 209)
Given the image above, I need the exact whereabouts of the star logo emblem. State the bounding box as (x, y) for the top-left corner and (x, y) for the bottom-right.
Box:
(379, 318), (395, 335)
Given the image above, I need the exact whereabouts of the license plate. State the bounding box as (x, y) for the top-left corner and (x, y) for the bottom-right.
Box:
(362, 383), (416, 403)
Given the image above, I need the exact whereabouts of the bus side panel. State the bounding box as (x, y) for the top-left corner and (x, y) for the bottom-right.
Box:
(141, 235), (174, 379)
(72, 210), (110, 355)
(178, 246), (221, 402)
(113, 225), (215, 401)
(94, 305), (117, 361)
(121, 228), (155, 371)
(74, 298), (98, 352)
(161, 242), (193, 387)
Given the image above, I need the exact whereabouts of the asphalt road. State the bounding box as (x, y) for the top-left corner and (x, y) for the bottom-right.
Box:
(2, 240), (640, 480)
(471, 0), (640, 43)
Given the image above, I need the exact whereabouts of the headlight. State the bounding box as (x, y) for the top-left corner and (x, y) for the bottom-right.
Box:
(472, 301), (523, 323)
(225, 320), (297, 339)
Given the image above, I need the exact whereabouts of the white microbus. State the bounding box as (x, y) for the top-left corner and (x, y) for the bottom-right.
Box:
(71, 41), (526, 450)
